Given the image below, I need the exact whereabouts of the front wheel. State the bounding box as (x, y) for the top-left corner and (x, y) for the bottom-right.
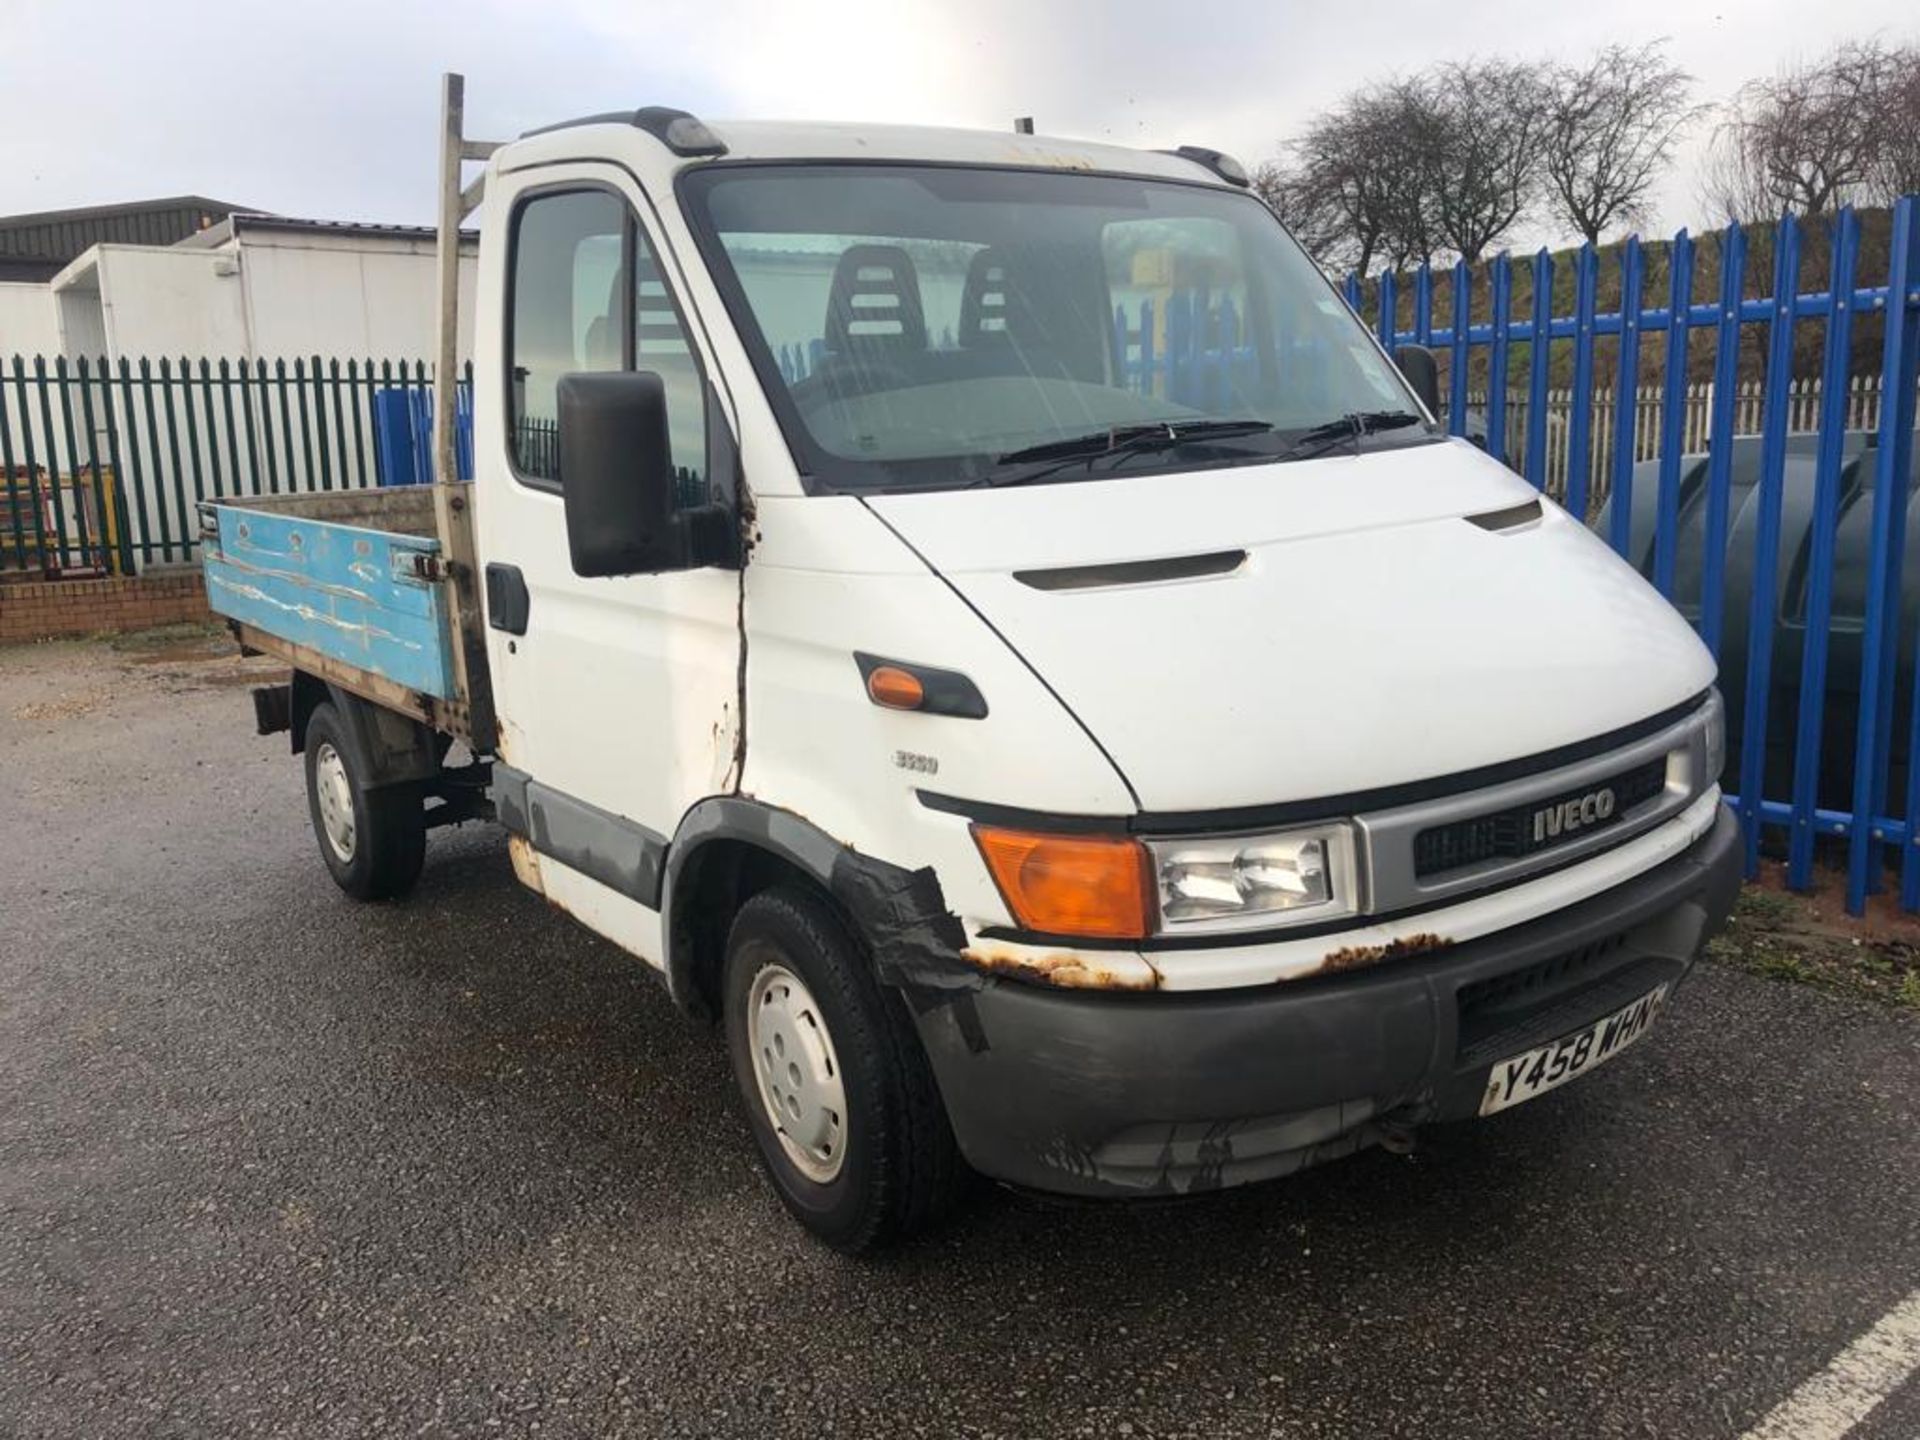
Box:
(723, 885), (962, 1251)
(303, 701), (426, 901)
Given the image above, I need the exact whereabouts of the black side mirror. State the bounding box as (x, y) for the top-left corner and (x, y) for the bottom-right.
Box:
(555, 371), (732, 577)
(1394, 345), (1442, 419)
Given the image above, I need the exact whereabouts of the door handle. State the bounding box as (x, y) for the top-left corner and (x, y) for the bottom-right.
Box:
(485, 563), (530, 635)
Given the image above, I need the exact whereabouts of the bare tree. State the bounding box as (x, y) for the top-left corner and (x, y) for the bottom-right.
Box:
(1259, 52), (1563, 275)
(1542, 40), (1702, 246)
(1374, 77), (1449, 269)
(1250, 159), (1346, 270)
(1281, 84), (1434, 277)
(1701, 40), (1914, 220)
(1425, 60), (1553, 264)
(1696, 129), (1779, 225)
(1869, 52), (1920, 201)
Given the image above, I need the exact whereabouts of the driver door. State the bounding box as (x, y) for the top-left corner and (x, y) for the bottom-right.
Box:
(476, 165), (741, 965)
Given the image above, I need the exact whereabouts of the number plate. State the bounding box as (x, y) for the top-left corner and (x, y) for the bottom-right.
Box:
(1478, 983), (1669, 1116)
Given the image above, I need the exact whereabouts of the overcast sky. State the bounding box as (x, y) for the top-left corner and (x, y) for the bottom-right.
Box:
(3, 0), (1914, 250)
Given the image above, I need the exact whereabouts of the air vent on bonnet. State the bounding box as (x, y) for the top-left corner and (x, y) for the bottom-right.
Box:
(1012, 549), (1247, 592)
(1464, 498), (1543, 532)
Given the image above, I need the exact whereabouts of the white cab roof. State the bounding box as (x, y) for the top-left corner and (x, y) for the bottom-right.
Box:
(498, 116), (1232, 188)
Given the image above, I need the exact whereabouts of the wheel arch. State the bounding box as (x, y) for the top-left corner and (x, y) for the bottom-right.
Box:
(288, 670), (329, 755)
(290, 672), (439, 788)
(661, 797), (977, 1021)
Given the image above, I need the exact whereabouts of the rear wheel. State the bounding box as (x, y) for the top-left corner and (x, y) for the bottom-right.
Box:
(303, 701), (426, 901)
(723, 885), (962, 1251)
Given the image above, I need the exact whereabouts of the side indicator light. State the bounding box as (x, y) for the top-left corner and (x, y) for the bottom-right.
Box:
(866, 665), (927, 710)
(852, 653), (989, 719)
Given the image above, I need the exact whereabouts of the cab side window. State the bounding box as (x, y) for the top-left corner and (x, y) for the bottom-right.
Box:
(508, 189), (708, 496)
(633, 234), (709, 505)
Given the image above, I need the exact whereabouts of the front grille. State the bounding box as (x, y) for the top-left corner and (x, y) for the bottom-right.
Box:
(1455, 941), (1671, 1069)
(1457, 933), (1626, 1022)
(1413, 757), (1668, 878)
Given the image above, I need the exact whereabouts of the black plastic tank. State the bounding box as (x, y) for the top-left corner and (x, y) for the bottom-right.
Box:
(1593, 429), (1918, 813)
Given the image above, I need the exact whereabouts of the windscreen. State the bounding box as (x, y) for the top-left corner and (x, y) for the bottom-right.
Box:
(681, 163), (1439, 492)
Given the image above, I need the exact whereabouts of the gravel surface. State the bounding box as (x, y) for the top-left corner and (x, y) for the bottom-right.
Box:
(3, 632), (1918, 1439)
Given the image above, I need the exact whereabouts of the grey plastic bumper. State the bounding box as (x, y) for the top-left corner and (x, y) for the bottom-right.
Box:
(910, 807), (1743, 1199)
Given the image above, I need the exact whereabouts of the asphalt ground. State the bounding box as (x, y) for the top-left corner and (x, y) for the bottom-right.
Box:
(3, 631), (1918, 1439)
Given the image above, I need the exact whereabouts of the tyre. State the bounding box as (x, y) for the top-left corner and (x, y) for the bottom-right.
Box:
(303, 700), (427, 901)
(723, 885), (962, 1251)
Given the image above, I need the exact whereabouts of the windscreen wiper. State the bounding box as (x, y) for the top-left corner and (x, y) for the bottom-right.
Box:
(971, 419), (1276, 489)
(1277, 410), (1427, 463)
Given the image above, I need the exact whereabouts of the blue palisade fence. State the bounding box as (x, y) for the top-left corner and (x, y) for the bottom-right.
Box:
(1342, 200), (1920, 915)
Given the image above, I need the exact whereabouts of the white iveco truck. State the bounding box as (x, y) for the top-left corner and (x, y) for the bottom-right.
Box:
(200, 77), (1738, 1249)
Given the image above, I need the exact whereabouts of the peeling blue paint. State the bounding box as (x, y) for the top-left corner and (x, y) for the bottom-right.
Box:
(202, 505), (455, 699)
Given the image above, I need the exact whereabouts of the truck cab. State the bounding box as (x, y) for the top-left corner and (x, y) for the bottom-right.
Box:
(207, 98), (1741, 1250)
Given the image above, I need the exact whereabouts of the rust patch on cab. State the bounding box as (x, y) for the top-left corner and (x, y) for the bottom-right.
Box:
(507, 833), (545, 896)
(962, 947), (1162, 991)
(1314, 931), (1451, 975)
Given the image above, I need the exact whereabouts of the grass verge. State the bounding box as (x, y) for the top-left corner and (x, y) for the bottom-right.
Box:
(1706, 862), (1920, 1012)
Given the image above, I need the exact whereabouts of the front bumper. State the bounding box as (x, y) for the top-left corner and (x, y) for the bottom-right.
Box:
(910, 806), (1742, 1198)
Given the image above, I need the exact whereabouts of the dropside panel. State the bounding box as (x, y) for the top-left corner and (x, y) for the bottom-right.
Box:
(200, 501), (456, 700)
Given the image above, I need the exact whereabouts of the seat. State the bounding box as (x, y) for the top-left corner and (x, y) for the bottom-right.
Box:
(579, 254), (688, 371)
(806, 244), (930, 402)
(581, 269), (622, 371)
(958, 247), (1015, 346)
(936, 245), (1079, 385)
(824, 243), (929, 356)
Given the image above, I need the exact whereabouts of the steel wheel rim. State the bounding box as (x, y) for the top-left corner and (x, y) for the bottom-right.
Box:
(314, 742), (356, 862)
(746, 960), (847, 1184)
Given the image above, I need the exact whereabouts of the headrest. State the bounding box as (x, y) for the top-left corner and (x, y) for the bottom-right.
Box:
(959, 248), (1014, 346)
(825, 243), (927, 354)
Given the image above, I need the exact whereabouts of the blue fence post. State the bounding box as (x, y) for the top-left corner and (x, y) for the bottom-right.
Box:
(1131, 308), (1145, 394)
(1414, 263), (1434, 348)
(1565, 245), (1599, 522)
(1343, 273), (1362, 314)
(456, 368), (474, 481)
(1487, 254), (1513, 465)
(1735, 213), (1804, 876)
(1852, 199), (1920, 910)
(1607, 235), (1645, 555)
(1377, 271), (1398, 356)
(1139, 299), (1155, 398)
(1699, 220), (1747, 661)
(1197, 286), (1216, 409)
(1653, 229), (1694, 597)
(408, 387), (432, 484)
(1524, 248), (1553, 490)
(1169, 290), (1193, 404)
(1448, 260), (1471, 434)
(1219, 294), (1240, 405)
(1788, 209), (1861, 891)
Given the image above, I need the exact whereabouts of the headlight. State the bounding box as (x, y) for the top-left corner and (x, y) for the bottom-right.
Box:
(1703, 690), (1727, 782)
(1148, 823), (1359, 934)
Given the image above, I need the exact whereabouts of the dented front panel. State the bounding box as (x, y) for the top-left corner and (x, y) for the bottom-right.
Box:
(737, 493), (1137, 954)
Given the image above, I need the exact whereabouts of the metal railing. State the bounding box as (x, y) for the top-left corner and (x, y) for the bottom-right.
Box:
(1346, 200), (1920, 915)
(1469, 375), (1888, 507)
(0, 355), (469, 575)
